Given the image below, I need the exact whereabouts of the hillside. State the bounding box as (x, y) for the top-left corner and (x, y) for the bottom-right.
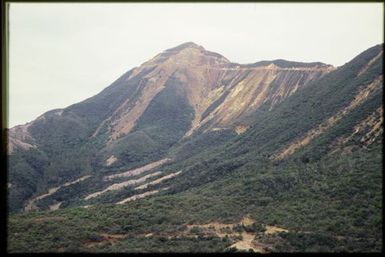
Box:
(7, 43), (383, 252)
(7, 42), (333, 212)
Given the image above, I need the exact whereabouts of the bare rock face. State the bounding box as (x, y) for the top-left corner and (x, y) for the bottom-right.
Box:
(8, 42), (334, 155)
(88, 42), (334, 142)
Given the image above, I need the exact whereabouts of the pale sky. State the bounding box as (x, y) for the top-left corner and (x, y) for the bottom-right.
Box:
(8, 3), (383, 127)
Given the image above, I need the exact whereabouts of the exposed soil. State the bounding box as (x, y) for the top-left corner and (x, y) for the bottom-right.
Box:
(49, 202), (62, 211)
(273, 75), (383, 160)
(265, 225), (289, 235)
(24, 175), (91, 212)
(234, 125), (249, 135)
(229, 232), (268, 253)
(357, 50), (383, 77)
(116, 188), (166, 205)
(85, 172), (161, 200)
(186, 216), (278, 253)
(330, 107), (383, 154)
(104, 158), (171, 181)
(135, 170), (182, 190)
(81, 216), (289, 253)
(105, 155), (118, 166)
(84, 233), (127, 249)
(8, 123), (36, 154)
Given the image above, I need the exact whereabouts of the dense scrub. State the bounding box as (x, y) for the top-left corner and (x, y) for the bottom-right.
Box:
(8, 144), (382, 252)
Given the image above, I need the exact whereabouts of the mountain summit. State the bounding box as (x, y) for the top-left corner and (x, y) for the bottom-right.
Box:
(165, 41), (205, 51)
(145, 41), (230, 68)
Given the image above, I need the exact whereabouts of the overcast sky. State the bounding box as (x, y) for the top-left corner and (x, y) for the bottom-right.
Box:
(8, 3), (383, 127)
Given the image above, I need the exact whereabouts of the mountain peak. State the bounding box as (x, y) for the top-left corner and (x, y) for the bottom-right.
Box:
(166, 42), (204, 52)
(144, 42), (229, 67)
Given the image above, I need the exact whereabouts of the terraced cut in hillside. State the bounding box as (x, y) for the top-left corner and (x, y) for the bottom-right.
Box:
(272, 75), (383, 160)
(135, 170), (182, 190)
(104, 158), (172, 181)
(116, 188), (168, 204)
(85, 169), (182, 202)
(24, 175), (91, 211)
(330, 107), (383, 154)
(85, 172), (162, 200)
(105, 155), (118, 166)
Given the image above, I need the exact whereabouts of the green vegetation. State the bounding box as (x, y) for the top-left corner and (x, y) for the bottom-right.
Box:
(8, 144), (382, 252)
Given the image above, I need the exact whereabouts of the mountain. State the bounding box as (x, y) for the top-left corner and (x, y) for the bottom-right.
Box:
(7, 42), (333, 211)
(7, 42), (383, 253)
